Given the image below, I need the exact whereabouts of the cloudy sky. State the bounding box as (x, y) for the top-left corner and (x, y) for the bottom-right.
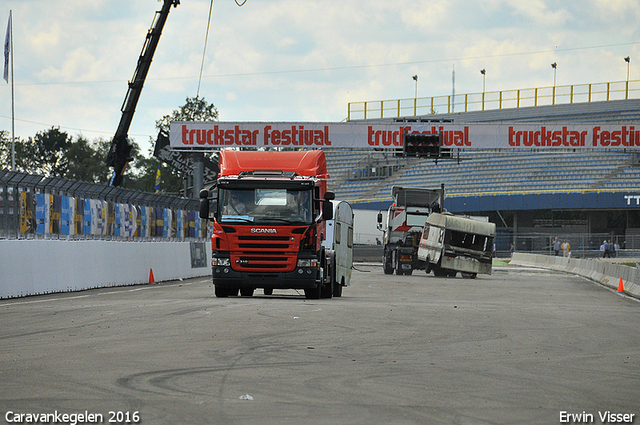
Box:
(1, 0), (639, 155)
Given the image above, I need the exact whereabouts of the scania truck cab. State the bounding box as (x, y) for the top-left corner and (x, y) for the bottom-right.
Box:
(199, 149), (340, 299)
(377, 185), (444, 275)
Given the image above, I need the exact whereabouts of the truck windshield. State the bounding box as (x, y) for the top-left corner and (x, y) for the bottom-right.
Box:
(218, 188), (314, 225)
(406, 213), (429, 227)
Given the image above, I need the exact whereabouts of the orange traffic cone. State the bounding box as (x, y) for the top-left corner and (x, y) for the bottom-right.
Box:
(617, 277), (624, 293)
(149, 268), (156, 285)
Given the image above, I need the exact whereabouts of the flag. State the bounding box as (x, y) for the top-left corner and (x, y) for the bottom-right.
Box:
(3, 12), (10, 83)
(155, 163), (161, 192)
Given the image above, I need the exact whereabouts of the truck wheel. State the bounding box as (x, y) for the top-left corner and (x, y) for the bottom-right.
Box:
(333, 277), (343, 297)
(263, 288), (273, 295)
(304, 287), (321, 299)
(433, 268), (447, 277)
(461, 272), (477, 279)
(321, 281), (333, 299)
(215, 286), (236, 297)
(240, 287), (254, 297)
(383, 253), (394, 275)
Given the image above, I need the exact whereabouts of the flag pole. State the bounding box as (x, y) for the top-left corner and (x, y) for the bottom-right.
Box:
(9, 10), (14, 171)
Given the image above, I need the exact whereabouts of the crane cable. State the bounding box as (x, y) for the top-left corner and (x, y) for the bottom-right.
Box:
(197, 0), (246, 98)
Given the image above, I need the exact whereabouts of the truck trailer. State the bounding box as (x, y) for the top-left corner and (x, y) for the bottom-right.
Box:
(199, 149), (348, 299)
(322, 200), (354, 297)
(417, 212), (496, 278)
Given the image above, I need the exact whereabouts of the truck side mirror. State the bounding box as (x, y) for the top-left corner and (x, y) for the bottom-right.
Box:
(324, 191), (335, 201)
(199, 189), (217, 220)
(377, 211), (383, 230)
(322, 200), (333, 221)
(199, 198), (209, 220)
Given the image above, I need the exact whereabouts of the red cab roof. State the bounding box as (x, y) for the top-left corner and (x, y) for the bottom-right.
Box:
(219, 150), (328, 178)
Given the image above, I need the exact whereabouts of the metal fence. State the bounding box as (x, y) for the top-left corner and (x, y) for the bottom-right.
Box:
(0, 169), (210, 241)
(495, 230), (640, 260)
(347, 79), (640, 120)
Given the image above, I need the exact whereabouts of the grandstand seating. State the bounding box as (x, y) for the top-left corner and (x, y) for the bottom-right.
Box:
(325, 149), (637, 202)
(329, 99), (640, 203)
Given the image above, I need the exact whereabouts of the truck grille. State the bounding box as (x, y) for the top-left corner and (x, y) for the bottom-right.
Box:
(232, 235), (296, 271)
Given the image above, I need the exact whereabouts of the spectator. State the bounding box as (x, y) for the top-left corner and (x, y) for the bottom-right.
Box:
(553, 237), (561, 256)
(561, 240), (571, 257)
(602, 240), (611, 258)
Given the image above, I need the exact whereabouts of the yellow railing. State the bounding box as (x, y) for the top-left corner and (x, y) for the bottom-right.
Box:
(347, 80), (640, 121)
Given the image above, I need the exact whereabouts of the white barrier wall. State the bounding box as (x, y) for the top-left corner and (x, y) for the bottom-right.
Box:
(510, 253), (640, 299)
(0, 240), (212, 299)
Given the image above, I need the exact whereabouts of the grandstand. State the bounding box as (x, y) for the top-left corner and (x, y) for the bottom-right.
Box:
(327, 98), (640, 254)
(328, 98), (640, 201)
(327, 148), (638, 200)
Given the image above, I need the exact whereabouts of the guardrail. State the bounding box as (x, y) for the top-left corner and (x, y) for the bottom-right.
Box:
(347, 79), (640, 120)
(0, 169), (209, 241)
(510, 252), (640, 299)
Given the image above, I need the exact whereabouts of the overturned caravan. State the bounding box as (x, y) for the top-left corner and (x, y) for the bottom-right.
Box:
(417, 213), (496, 279)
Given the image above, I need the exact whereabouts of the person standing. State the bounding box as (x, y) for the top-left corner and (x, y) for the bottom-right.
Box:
(561, 240), (571, 257)
(553, 237), (561, 256)
(603, 240), (611, 258)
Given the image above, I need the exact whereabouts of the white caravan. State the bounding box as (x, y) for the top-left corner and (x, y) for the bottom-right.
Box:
(322, 201), (354, 296)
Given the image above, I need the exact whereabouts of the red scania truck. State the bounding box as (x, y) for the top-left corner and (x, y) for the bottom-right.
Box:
(199, 149), (342, 299)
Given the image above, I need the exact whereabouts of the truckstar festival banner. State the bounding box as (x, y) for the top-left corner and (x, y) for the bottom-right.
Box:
(170, 121), (640, 150)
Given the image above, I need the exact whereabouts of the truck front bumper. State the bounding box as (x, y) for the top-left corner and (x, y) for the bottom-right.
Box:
(212, 265), (320, 290)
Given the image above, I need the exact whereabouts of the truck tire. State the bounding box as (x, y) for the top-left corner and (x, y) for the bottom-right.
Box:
(304, 287), (321, 299)
(240, 287), (254, 297)
(383, 251), (394, 275)
(263, 288), (274, 295)
(461, 272), (477, 279)
(215, 286), (238, 297)
(321, 252), (333, 299)
(333, 277), (343, 297)
(433, 268), (447, 277)
(214, 286), (229, 297)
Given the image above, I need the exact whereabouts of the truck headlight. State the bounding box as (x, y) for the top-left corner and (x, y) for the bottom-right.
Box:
(212, 257), (231, 267)
(296, 259), (318, 268)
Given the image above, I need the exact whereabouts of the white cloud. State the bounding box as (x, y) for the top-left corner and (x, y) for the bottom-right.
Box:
(0, 0), (638, 155)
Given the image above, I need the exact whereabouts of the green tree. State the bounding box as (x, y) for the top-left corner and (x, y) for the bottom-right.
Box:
(0, 130), (14, 169)
(64, 136), (110, 183)
(0, 130), (37, 172)
(141, 96), (219, 194)
(132, 155), (183, 195)
(155, 96), (219, 133)
(31, 127), (72, 177)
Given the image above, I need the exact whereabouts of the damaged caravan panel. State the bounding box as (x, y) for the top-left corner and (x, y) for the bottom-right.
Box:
(417, 213), (496, 278)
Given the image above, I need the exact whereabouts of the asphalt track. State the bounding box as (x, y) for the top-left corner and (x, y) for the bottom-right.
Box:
(0, 264), (639, 425)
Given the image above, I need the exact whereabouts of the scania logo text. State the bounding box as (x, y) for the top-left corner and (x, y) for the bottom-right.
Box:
(251, 228), (277, 233)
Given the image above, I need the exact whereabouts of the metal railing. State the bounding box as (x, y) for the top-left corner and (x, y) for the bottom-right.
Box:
(347, 79), (640, 120)
(0, 169), (209, 241)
